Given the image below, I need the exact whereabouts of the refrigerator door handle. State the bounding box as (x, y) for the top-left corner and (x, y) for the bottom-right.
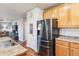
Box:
(45, 19), (50, 56)
(45, 20), (48, 41)
(50, 18), (52, 40)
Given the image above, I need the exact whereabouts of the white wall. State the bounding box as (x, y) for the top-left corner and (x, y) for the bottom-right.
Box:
(60, 28), (79, 37)
(25, 8), (43, 52)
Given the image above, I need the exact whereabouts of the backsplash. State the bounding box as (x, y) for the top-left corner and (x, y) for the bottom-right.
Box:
(60, 28), (79, 37)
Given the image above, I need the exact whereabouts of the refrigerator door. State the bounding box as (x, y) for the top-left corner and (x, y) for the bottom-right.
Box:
(38, 19), (51, 56)
(37, 19), (59, 56)
(52, 19), (59, 39)
(46, 19), (51, 41)
(45, 19), (59, 56)
(37, 20), (45, 52)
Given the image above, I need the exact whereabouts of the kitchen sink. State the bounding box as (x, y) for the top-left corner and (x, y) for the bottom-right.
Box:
(0, 40), (17, 48)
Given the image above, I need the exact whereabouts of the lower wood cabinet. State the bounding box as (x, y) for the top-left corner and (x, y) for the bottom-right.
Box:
(56, 44), (69, 56)
(55, 39), (79, 56)
(70, 42), (79, 56)
(70, 48), (79, 56)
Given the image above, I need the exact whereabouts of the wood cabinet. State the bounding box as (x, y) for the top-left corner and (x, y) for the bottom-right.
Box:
(44, 3), (79, 28)
(56, 38), (79, 56)
(70, 42), (79, 49)
(43, 9), (51, 19)
(70, 48), (79, 56)
(43, 6), (58, 20)
(70, 42), (79, 56)
(58, 4), (70, 28)
(56, 40), (69, 46)
(50, 7), (58, 19)
(70, 4), (79, 27)
(56, 44), (69, 56)
(55, 40), (70, 56)
(43, 4), (70, 28)
(58, 3), (79, 28)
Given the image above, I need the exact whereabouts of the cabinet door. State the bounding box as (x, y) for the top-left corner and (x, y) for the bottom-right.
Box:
(43, 9), (50, 20)
(58, 4), (70, 28)
(50, 7), (58, 19)
(70, 4), (79, 27)
(43, 11), (47, 19)
(70, 48), (79, 56)
(56, 44), (69, 56)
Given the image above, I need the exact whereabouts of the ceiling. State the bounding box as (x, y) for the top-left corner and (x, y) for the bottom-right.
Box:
(0, 3), (58, 21)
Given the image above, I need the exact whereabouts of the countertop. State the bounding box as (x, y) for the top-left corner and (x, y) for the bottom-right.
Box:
(56, 36), (79, 43)
(0, 37), (27, 56)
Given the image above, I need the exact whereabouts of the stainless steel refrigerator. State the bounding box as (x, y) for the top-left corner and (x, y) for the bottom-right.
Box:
(37, 19), (59, 56)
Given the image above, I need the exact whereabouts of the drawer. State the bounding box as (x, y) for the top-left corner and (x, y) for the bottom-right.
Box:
(39, 46), (51, 56)
(56, 40), (69, 46)
(70, 42), (79, 49)
(70, 48), (79, 56)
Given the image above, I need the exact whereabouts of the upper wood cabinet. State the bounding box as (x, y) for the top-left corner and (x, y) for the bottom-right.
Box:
(44, 3), (79, 28)
(58, 4), (70, 28)
(43, 9), (51, 19)
(50, 7), (58, 19)
(43, 6), (58, 20)
(58, 3), (79, 28)
(70, 4), (79, 27)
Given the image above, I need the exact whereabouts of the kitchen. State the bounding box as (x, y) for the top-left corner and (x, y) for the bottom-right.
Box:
(43, 3), (79, 56)
(0, 3), (79, 56)
(26, 3), (79, 56)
